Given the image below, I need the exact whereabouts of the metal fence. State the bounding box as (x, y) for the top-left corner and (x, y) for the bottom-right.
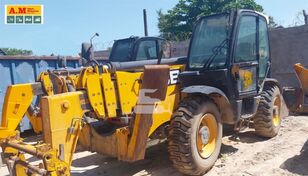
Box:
(0, 56), (81, 131)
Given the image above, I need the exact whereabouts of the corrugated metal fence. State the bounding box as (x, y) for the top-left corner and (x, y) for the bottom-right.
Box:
(0, 56), (81, 131)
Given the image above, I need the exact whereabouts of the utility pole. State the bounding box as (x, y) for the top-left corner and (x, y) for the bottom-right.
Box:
(143, 9), (148, 36)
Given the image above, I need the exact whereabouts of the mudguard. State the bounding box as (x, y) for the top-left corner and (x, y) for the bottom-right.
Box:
(263, 78), (282, 92)
(182, 86), (236, 124)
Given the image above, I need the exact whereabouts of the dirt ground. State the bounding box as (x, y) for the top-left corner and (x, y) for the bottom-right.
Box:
(1, 115), (308, 176)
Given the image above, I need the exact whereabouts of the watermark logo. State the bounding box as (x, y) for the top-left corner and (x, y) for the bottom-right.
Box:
(5, 5), (44, 24)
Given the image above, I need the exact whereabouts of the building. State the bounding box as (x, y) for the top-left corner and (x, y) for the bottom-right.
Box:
(94, 50), (110, 60)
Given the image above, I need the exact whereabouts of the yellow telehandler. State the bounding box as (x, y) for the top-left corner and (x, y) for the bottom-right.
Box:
(0, 9), (287, 176)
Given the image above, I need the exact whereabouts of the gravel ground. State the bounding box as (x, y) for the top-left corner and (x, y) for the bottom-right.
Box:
(1, 115), (308, 176)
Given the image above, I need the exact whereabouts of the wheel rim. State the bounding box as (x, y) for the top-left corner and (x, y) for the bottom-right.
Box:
(273, 95), (281, 126)
(196, 113), (218, 159)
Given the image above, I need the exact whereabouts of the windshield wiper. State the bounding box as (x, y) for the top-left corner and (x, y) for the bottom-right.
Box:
(202, 39), (228, 70)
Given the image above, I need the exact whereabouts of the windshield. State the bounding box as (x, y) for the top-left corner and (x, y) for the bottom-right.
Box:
(109, 38), (135, 62)
(189, 14), (229, 69)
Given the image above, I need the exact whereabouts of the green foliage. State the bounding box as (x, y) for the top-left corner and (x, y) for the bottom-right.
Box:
(158, 0), (264, 41)
(0, 48), (33, 56)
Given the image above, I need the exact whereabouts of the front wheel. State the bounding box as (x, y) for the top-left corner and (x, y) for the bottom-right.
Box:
(167, 96), (222, 175)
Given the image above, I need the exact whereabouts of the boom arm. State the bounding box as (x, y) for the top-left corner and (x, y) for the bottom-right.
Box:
(0, 83), (43, 138)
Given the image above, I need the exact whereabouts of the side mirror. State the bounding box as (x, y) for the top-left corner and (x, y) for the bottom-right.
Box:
(81, 33), (100, 61)
(81, 42), (93, 61)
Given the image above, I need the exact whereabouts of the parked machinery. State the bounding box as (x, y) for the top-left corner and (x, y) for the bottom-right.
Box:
(293, 63), (308, 113)
(0, 9), (287, 176)
(109, 36), (172, 62)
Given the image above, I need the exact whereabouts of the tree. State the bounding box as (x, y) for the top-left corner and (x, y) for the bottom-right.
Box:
(289, 11), (305, 27)
(0, 48), (33, 56)
(268, 16), (279, 29)
(158, 0), (263, 41)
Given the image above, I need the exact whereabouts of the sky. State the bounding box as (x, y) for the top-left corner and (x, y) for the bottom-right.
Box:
(0, 0), (307, 56)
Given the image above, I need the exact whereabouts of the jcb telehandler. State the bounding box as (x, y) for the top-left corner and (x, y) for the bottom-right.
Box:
(0, 9), (286, 176)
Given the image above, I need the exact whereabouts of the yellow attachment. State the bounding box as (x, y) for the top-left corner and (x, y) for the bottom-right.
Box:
(86, 71), (106, 118)
(14, 153), (28, 176)
(79, 125), (129, 160)
(101, 73), (117, 117)
(116, 71), (142, 114)
(148, 65), (184, 136)
(148, 84), (180, 136)
(77, 67), (94, 88)
(67, 75), (79, 87)
(60, 76), (69, 93)
(41, 91), (85, 165)
(197, 113), (218, 159)
(1, 84), (35, 131)
(39, 72), (54, 95)
(77, 67), (106, 118)
(126, 65), (170, 161)
(2, 144), (28, 175)
(25, 111), (42, 133)
(0, 127), (16, 139)
(1, 139), (70, 175)
(294, 63), (308, 95)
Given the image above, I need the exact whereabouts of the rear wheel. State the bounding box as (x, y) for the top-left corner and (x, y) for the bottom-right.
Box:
(168, 96), (222, 175)
(254, 85), (282, 137)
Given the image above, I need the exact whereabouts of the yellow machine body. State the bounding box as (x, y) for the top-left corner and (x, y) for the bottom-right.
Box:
(0, 63), (184, 175)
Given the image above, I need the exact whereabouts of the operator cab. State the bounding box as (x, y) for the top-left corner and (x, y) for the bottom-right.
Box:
(180, 9), (271, 122)
(109, 36), (171, 62)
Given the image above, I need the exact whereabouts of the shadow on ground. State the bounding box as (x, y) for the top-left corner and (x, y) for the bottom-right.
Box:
(280, 139), (308, 175)
(220, 143), (238, 156)
(71, 142), (180, 176)
(228, 130), (267, 144)
(71, 140), (243, 176)
(70, 128), (269, 176)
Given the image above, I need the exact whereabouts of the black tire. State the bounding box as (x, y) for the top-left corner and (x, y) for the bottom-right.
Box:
(167, 96), (222, 175)
(254, 85), (282, 137)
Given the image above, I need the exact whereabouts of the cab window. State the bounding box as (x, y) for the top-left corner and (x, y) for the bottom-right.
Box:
(235, 16), (257, 62)
(259, 18), (270, 78)
(136, 40), (157, 61)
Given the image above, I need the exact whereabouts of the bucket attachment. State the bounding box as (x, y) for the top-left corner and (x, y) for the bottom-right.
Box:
(293, 63), (308, 113)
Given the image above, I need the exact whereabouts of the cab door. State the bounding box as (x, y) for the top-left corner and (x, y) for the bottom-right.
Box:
(232, 14), (259, 98)
(258, 16), (271, 84)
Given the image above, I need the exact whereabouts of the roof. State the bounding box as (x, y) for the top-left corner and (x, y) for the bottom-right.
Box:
(94, 50), (110, 60)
